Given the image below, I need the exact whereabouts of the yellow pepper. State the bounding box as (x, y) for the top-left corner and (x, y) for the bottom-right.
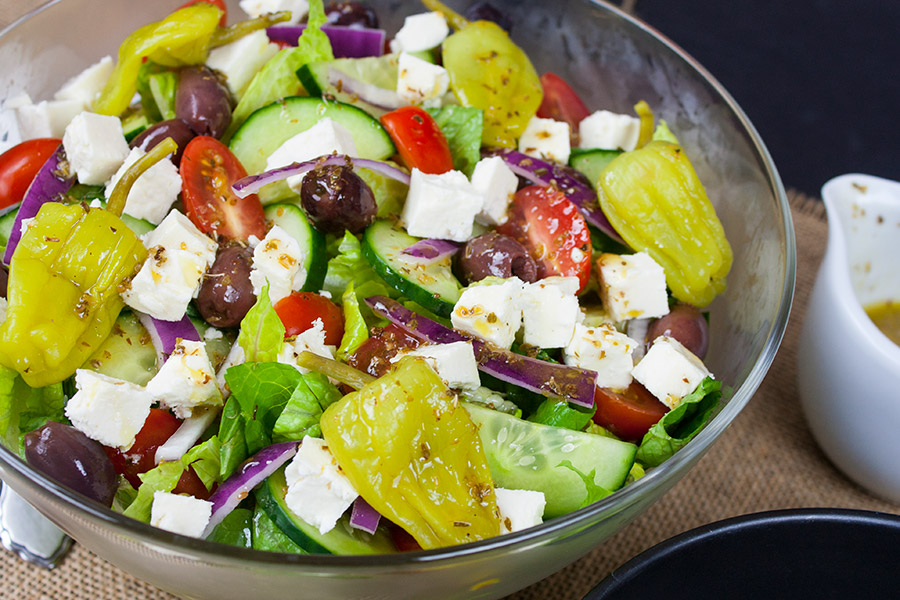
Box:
(320, 358), (501, 549)
(93, 4), (222, 116)
(597, 140), (733, 307)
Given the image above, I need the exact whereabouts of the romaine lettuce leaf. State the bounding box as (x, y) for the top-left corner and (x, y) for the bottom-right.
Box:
(425, 105), (483, 177)
(0, 365), (66, 457)
(323, 231), (395, 303)
(237, 283), (285, 363)
(251, 505), (306, 554)
(206, 507), (253, 547)
(272, 372), (342, 441)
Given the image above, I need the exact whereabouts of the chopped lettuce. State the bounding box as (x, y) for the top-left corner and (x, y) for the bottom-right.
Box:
(252, 505), (306, 554)
(425, 105), (484, 176)
(558, 460), (613, 508)
(237, 283), (285, 364)
(528, 398), (595, 431)
(272, 372), (342, 441)
(323, 231), (396, 304)
(336, 283), (368, 361)
(636, 377), (722, 467)
(206, 508), (253, 548)
(0, 365), (66, 457)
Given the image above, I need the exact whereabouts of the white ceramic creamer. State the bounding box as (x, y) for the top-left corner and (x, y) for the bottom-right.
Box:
(798, 174), (900, 502)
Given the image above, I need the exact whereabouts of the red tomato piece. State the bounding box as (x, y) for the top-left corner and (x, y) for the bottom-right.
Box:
(536, 73), (591, 137)
(388, 522), (422, 552)
(379, 106), (453, 174)
(0, 138), (61, 209)
(592, 382), (669, 442)
(180, 136), (268, 242)
(104, 408), (181, 489)
(496, 185), (592, 292)
(178, 0), (228, 26)
(347, 323), (422, 377)
(274, 291), (344, 346)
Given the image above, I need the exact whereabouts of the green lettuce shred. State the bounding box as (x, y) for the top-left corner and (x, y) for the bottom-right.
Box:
(237, 283), (285, 364)
(0, 365), (66, 457)
(425, 105), (484, 176)
(272, 372), (342, 441)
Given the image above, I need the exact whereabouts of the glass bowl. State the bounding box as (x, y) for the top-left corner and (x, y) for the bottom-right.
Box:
(0, 1), (795, 598)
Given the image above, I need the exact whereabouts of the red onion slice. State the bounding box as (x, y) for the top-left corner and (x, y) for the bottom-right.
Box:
(349, 496), (381, 535)
(399, 238), (460, 264)
(137, 311), (201, 365)
(266, 25), (386, 58)
(328, 67), (406, 111)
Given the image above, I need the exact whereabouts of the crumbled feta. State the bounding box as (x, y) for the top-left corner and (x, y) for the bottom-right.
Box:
(278, 318), (337, 373)
(104, 147), (181, 225)
(146, 339), (223, 419)
(121, 211), (218, 321)
(150, 491), (213, 538)
(391, 12), (449, 52)
(596, 252), (669, 322)
(396, 52), (449, 107)
(206, 30), (279, 98)
(239, 0), (309, 25)
(393, 341), (481, 391)
(64, 369), (153, 450)
(495, 488), (545, 534)
(264, 117), (358, 191)
(520, 277), (581, 348)
(62, 111), (130, 185)
(578, 110), (641, 151)
(564, 323), (638, 389)
(518, 116), (571, 164)
(451, 278), (523, 349)
(249, 224), (307, 303)
(54, 56), (114, 108)
(284, 436), (358, 535)
(15, 99), (83, 139)
(402, 168), (483, 241)
(471, 156), (518, 226)
(203, 327), (224, 340)
(631, 335), (712, 409)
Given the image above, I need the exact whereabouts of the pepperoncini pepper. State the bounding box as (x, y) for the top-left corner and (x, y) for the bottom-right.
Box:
(320, 357), (501, 549)
(0, 139), (177, 387)
(597, 140), (733, 307)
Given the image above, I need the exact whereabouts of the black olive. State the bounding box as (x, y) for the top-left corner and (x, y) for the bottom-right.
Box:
(299, 164), (377, 234)
(196, 244), (256, 328)
(459, 231), (539, 283)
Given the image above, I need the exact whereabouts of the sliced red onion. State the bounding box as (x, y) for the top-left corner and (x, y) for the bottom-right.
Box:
(365, 296), (597, 408)
(328, 67), (406, 111)
(399, 239), (460, 264)
(266, 25), (386, 58)
(202, 441), (299, 537)
(4, 145), (73, 263)
(349, 496), (381, 535)
(154, 407), (219, 465)
(137, 311), (201, 364)
(231, 155), (410, 198)
(488, 148), (626, 245)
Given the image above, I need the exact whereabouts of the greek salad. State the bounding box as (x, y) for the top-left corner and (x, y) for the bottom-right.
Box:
(0, 0), (732, 553)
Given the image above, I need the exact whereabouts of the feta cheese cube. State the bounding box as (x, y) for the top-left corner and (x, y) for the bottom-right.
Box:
(62, 111), (129, 185)
(471, 156), (518, 226)
(239, 0), (309, 25)
(16, 99), (84, 139)
(451, 278), (523, 349)
(64, 369), (153, 450)
(632, 335), (712, 409)
(54, 56), (114, 107)
(578, 110), (641, 151)
(284, 436), (358, 535)
(402, 168), (483, 241)
(564, 323), (638, 390)
(396, 52), (449, 107)
(495, 488), (545, 533)
(104, 147), (181, 224)
(518, 116), (571, 164)
(150, 492), (213, 538)
(391, 12), (449, 52)
(122, 211), (218, 321)
(393, 341), (481, 391)
(278, 318), (337, 373)
(264, 117), (358, 191)
(249, 224), (307, 303)
(206, 30), (279, 97)
(596, 252), (669, 322)
(520, 277), (581, 348)
(146, 340), (223, 419)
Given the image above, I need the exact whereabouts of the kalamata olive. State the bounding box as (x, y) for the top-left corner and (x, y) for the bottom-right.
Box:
(175, 66), (233, 139)
(305, 1), (379, 28)
(24, 421), (117, 507)
(647, 303), (709, 358)
(197, 244), (256, 328)
(459, 231), (538, 283)
(299, 165), (377, 234)
(464, 2), (512, 31)
(0, 264), (8, 298)
(129, 118), (195, 166)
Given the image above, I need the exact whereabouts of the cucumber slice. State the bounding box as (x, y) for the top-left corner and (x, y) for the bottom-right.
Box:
(464, 403), (637, 518)
(229, 96), (395, 204)
(361, 220), (462, 318)
(263, 203), (328, 292)
(256, 465), (396, 555)
(568, 148), (622, 188)
(82, 311), (158, 385)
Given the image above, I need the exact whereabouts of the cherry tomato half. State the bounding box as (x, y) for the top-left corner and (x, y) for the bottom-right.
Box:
(181, 136), (268, 242)
(496, 185), (592, 293)
(592, 382), (669, 442)
(379, 106), (453, 174)
(274, 291), (344, 346)
(178, 0), (228, 26)
(0, 138), (60, 209)
(536, 73), (591, 139)
(347, 323), (422, 377)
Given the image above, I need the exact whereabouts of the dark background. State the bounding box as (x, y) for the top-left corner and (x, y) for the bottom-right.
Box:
(633, 0), (899, 197)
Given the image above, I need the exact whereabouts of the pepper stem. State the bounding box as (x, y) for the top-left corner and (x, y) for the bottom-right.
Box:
(106, 137), (177, 217)
(296, 351), (375, 389)
(209, 11), (291, 48)
(420, 0), (470, 31)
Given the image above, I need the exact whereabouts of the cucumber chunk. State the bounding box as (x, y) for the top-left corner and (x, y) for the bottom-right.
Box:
(82, 311), (158, 385)
(263, 203), (328, 292)
(568, 148), (622, 188)
(256, 465), (396, 555)
(464, 403), (637, 518)
(229, 96), (395, 205)
(361, 220), (462, 318)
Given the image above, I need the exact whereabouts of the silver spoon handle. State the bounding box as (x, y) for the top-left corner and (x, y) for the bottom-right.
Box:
(0, 480), (72, 569)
